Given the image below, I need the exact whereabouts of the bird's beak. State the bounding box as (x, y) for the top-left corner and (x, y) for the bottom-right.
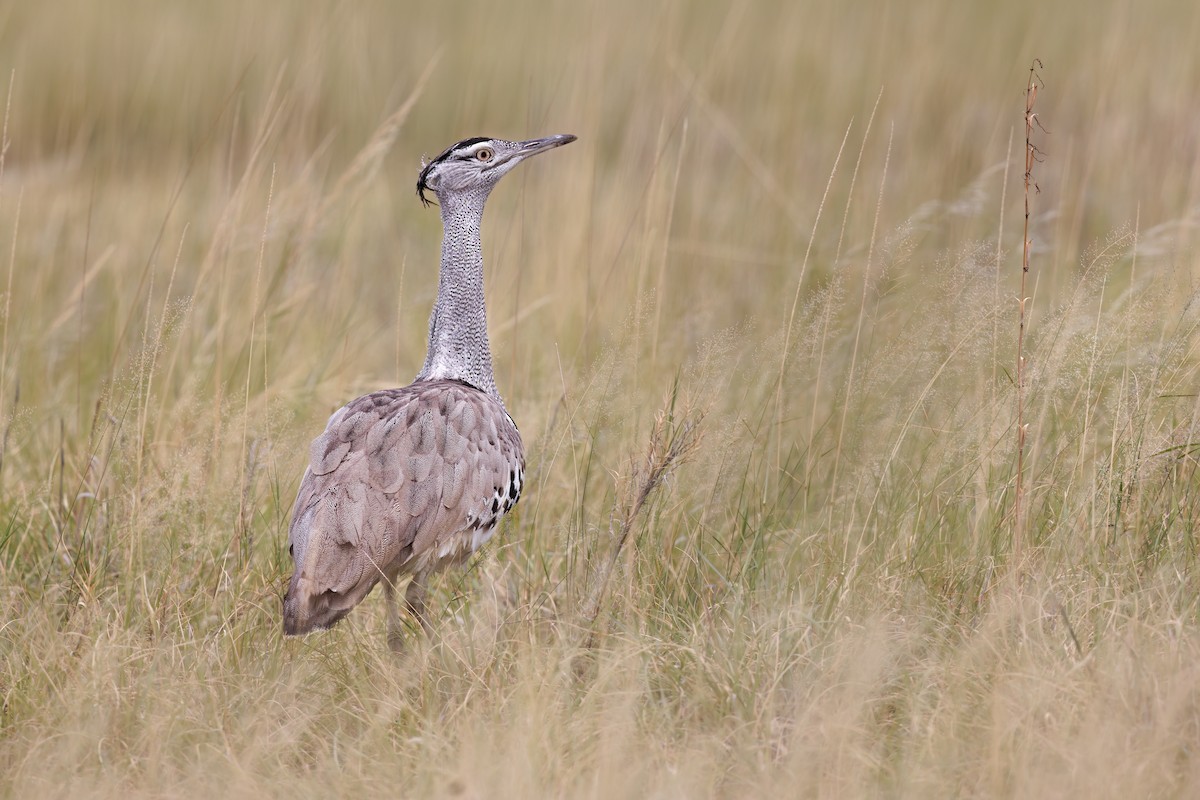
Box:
(492, 134), (577, 168)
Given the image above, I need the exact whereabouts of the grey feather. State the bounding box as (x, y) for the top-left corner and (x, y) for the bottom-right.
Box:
(283, 381), (525, 634)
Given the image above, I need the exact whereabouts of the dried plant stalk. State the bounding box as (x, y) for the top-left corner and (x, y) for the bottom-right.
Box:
(579, 389), (703, 651)
(1015, 59), (1045, 569)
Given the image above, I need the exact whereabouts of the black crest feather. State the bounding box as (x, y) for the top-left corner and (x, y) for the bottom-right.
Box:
(416, 136), (494, 207)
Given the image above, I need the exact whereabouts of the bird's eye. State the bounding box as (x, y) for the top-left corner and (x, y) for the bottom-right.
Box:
(475, 148), (494, 162)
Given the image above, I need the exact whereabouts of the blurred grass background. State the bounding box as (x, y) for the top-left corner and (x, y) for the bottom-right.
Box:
(3, 0), (1200, 797)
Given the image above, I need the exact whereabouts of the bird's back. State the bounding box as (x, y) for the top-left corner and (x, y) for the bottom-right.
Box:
(283, 379), (524, 634)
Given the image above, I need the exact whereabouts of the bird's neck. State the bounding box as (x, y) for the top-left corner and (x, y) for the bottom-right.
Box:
(417, 193), (501, 402)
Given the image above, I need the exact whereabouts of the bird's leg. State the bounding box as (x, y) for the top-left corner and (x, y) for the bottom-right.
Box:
(405, 570), (432, 636)
(384, 570), (406, 653)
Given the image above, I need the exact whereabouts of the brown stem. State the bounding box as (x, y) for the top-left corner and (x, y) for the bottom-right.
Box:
(1015, 58), (1044, 572)
(580, 393), (703, 652)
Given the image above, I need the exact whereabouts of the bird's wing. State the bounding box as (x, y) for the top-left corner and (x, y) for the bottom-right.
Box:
(288, 380), (524, 601)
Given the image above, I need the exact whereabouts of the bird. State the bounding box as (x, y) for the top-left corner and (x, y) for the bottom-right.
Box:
(283, 133), (576, 647)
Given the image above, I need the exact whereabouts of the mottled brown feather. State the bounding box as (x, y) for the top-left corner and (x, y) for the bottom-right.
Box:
(286, 379), (524, 628)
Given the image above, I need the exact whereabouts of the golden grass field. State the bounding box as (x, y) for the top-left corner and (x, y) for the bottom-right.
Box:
(3, 0), (1200, 796)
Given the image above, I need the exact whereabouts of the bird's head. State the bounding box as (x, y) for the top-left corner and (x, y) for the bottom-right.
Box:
(416, 133), (576, 207)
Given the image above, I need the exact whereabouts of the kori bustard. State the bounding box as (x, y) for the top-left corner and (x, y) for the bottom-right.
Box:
(283, 133), (576, 646)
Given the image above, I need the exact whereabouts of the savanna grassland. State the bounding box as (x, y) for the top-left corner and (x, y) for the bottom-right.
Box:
(3, 1), (1200, 797)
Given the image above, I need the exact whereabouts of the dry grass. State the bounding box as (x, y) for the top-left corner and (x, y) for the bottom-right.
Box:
(3, 0), (1200, 797)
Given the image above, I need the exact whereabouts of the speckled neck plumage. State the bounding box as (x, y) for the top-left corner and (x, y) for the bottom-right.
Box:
(415, 189), (501, 404)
